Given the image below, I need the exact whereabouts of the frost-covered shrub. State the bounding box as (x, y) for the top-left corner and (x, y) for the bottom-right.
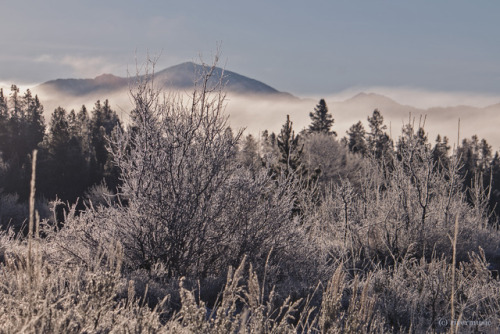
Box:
(83, 181), (117, 208)
(302, 132), (364, 188)
(107, 61), (243, 277)
(306, 123), (500, 266)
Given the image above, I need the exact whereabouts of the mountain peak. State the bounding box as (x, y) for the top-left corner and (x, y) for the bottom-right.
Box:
(151, 62), (293, 97)
(36, 62), (295, 99)
(350, 92), (392, 100)
(95, 73), (118, 81)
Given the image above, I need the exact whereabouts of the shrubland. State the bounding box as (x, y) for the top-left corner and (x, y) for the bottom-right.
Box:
(0, 58), (499, 333)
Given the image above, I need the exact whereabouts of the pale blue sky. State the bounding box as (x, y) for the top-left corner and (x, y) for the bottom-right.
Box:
(1, 0), (499, 95)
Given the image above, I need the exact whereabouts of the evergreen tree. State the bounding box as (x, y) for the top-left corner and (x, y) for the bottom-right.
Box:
(0, 89), (8, 157)
(47, 107), (71, 152)
(277, 115), (303, 174)
(276, 115), (319, 216)
(269, 132), (276, 147)
(458, 136), (480, 188)
(39, 107), (87, 202)
(5, 85), (22, 161)
(0, 87), (45, 198)
(0, 88), (7, 118)
(479, 138), (492, 172)
(22, 90), (45, 154)
(261, 130), (277, 151)
(309, 99), (336, 135)
(367, 109), (393, 160)
(259, 130), (278, 167)
(76, 105), (93, 174)
(261, 130), (273, 149)
(432, 134), (450, 170)
(0, 89), (8, 188)
(67, 109), (78, 138)
(346, 121), (367, 155)
(398, 125), (429, 155)
(416, 127), (428, 147)
(8, 85), (21, 119)
(90, 100), (122, 188)
(367, 109), (386, 141)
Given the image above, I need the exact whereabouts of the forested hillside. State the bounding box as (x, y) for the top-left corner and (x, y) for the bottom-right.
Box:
(0, 60), (499, 333)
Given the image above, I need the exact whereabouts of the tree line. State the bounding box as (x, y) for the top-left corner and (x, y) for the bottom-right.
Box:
(0, 85), (121, 229)
(1, 85), (500, 228)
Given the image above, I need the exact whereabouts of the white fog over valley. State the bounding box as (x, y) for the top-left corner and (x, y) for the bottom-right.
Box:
(3, 76), (499, 149)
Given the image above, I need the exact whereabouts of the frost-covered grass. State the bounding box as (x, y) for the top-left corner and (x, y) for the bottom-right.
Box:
(1, 229), (498, 333)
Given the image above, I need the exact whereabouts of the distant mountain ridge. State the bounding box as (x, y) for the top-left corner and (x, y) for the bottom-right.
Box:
(37, 62), (295, 99)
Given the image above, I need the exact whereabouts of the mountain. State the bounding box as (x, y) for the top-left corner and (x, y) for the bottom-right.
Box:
(36, 62), (294, 99)
(335, 92), (421, 116)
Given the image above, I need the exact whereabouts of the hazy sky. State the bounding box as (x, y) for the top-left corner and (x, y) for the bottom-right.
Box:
(2, 0), (499, 96)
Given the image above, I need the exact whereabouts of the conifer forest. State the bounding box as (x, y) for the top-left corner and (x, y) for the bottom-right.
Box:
(0, 59), (499, 333)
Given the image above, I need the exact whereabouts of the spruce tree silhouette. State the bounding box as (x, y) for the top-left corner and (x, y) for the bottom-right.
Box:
(309, 99), (336, 135)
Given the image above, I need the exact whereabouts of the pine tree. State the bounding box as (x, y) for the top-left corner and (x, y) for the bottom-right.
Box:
(0, 89), (8, 187)
(458, 136), (480, 184)
(47, 107), (71, 152)
(277, 115), (303, 174)
(0, 88), (6, 118)
(39, 107), (88, 202)
(8, 85), (21, 119)
(367, 109), (392, 160)
(67, 109), (78, 137)
(0, 88), (46, 198)
(0, 89), (8, 157)
(368, 109), (386, 139)
(479, 138), (492, 172)
(432, 134), (450, 170)
(5, 85), (22, 161)
(276, 115), (315, 216)
(90, 100), (122, 188)
(76, 105), (93, 165)
(346, 121), (367, 155)
(309, 99), (336, 135)
(22, 90), (45, 154)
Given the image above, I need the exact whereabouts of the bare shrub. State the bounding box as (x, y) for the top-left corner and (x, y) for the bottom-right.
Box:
(307, 122), (500, 267)
(302, 132), (364, 188)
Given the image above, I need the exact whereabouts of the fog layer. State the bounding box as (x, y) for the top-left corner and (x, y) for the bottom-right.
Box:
(3, 82), (499, 150)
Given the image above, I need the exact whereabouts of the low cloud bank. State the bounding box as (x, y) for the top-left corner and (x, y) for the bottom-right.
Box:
(4, 83), (500, 150)
(226, 91), (500, 150)
(347, 86), (500, 109)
